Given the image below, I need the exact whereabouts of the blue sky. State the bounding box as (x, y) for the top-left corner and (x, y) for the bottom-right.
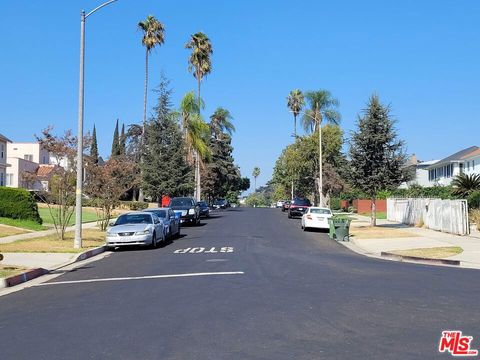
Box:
(1, 0), (480, 190)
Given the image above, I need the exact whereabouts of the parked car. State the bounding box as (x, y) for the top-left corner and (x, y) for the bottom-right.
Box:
(276, 200), (285, 208)
(301, 207), (333, 230)
(169, 197), (201, 225)
(212, 199), (229, 209)
(197, 201), (210, 218)
(288, 198), (312, 218)
(105, 212), (165, 250)
(281, 200), (291, 212)
(143, 207), (181, 239)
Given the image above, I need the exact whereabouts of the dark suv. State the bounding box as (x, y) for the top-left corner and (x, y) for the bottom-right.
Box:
(288, 198), (312, 218)
(169, 197), (200, 225)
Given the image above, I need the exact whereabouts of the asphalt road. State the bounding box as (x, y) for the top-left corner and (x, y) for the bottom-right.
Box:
(0, 208), (479, 359)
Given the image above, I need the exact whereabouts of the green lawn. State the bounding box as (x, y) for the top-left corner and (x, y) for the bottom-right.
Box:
(38, 208), (99, 226)
(360, 211), (387, 219)
(0, 217), (47, 231)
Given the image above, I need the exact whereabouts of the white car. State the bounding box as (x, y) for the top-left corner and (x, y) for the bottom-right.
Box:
(276, 200), (285, 208)
(301, 207), (333, 231)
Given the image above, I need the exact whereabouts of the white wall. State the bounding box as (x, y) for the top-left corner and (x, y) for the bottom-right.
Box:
(6, 157), (41, 190)
(7, 143), (50, 164)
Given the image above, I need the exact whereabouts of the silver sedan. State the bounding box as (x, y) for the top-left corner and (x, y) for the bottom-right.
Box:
(105, 212), (165, 250)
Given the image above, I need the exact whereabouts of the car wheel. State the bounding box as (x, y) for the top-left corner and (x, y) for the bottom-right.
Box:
(303, 226), (307, 231)
(288, 212), (292, 219)
(176, 227), (181, 239)
(151, 232), (157, 249)
(196, 217), (201, 226)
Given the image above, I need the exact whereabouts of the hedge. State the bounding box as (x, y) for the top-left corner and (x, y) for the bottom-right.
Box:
(339, 186), (455, 201)
(0, 187), (42, 224)
(119, 201), (149, 211)
(468, 191), (480, 209)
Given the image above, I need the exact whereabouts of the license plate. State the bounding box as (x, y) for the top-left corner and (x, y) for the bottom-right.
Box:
(298, 208), (304, 211)
(317, 217), (324, 220)
(180, 219), (185, 223)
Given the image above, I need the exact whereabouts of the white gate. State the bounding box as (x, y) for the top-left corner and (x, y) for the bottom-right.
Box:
(387, 198), (470, 236)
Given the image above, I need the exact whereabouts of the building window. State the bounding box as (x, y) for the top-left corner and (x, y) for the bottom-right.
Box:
(24, 154), (33, 162)
(1, 144), (4, 159)
(0, 172), (4, 186)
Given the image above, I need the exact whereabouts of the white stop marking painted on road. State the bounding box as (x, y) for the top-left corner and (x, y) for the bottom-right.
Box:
(174, 247), (234, 254)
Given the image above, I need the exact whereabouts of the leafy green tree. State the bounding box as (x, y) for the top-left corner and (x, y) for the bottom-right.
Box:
(287, 89), (305, 138)
(138, 15), (165, 129)
(302, 90), (341, 206)
(142, 78), (193, 202)
(245, 192), (268, 207)
(349, 95), (408, 226)
(111, 119), (120, 157)
(90, 124), (99, 164)
(452, 173), (480, 198)
(252, 167), (261, 191)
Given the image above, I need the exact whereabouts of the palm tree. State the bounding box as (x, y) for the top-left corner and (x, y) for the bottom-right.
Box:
(185, 32), (213, 112)
(138, 15), (165, 202)
(287, 89), (305, 138)
(138, 15), (165, 129)
(452, 173), (480, 197)
(180, 92), (211, 198)
(252, 167), (261, 191)
(301, 90), (340, 206)
(210, 107), (235, 139)
(185, 32), (213, 201)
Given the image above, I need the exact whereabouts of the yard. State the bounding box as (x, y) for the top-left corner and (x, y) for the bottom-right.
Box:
(0, 228), (106, 253)
(37, 206), (100, 226)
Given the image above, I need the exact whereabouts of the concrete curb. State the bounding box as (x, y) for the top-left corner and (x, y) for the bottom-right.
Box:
(380, 251), (461, 266)
(0, 245), (106, 289)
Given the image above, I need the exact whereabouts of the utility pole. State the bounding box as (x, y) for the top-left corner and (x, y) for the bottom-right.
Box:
(74, 0), (118, 249)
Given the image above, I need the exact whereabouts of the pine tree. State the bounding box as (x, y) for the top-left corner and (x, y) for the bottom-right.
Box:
(142, 77), (193, 202)
(111, 119), (120, 157)
(91, 124), (99, 164)
(349, 95), (408, 226)
(120, 123), (126, 155)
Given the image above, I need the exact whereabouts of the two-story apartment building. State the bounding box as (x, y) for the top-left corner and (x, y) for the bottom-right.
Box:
(0, 133), (12, 186)
(7, 142), (50, 164)
(426, 146), (480, 186)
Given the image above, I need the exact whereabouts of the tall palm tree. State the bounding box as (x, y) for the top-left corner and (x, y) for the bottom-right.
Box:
(252, 167), (261, 191)
(138, 15), (165, 129)
(302, 90), (340, 206)
(138, 15), (165, 201)
(287, 89), (305, 138)
(210, 107), (235, 139)
(185, 32), (213, 113)
(180, 92), (211, 197)
(185, 32), (213, 201)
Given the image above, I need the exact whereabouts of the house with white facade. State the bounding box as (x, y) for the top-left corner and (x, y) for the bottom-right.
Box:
(426, 146), (480, 186)
(0, 133), (12, 186)
(400, 154), (439, 188)
(7, 142), (50, 165)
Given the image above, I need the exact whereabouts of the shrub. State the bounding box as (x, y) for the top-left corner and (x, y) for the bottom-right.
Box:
(127, 201), (149, 211)
(330, 197), (341, 210)
(467, 190), (480, 209)
(0, 187), (42, 224)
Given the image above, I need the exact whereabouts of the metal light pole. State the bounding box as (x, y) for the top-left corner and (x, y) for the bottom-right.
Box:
(74, 0), (118, 249)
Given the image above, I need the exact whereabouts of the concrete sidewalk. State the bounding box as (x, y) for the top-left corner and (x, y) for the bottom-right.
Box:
(343, 215), (480, 269)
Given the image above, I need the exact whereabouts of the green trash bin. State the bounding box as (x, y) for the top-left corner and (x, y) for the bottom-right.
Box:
(328, 218), (351, 242)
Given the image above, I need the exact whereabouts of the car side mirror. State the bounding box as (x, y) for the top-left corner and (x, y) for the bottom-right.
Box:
(109, 222), (115, 227)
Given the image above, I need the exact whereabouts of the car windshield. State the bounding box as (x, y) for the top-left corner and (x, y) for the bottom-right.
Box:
(171, 198), (192, 207)
(214, 200), (226, 205)
(115, 214), (152, 225)
(293, 199), (311, 206)
(146, 210), (167, 218)
(310, 208), (332, 215)
(198, 202), (207, 207)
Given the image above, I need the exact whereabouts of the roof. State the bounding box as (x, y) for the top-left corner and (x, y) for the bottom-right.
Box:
(428, 146), (479, 169)
(0, 133), (12, 143)
(36, 164), (57, 178)
(460, 147), (480, 159)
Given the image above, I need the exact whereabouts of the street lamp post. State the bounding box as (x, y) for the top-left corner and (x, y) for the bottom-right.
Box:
(74, 0), (118, 249)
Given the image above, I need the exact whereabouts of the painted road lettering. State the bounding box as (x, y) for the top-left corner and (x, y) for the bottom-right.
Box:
(174, 247), (234, 254)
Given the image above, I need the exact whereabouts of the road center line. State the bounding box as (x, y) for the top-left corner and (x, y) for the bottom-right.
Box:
(34, 271), (245, 287)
